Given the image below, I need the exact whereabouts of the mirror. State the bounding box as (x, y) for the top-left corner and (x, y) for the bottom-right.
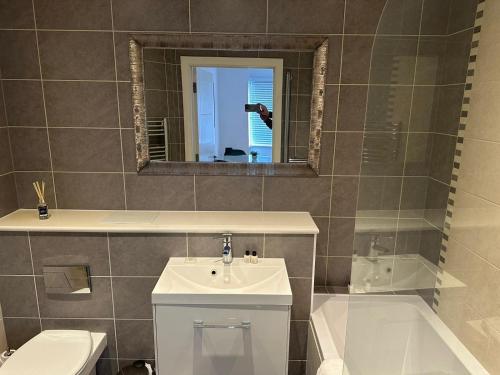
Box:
(130, 34), (328, 176)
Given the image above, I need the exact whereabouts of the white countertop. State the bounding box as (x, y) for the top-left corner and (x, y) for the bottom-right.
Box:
(0, 209), (319, 234)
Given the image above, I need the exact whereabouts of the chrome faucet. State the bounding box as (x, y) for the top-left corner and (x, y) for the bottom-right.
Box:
(220, 233), (233, 264)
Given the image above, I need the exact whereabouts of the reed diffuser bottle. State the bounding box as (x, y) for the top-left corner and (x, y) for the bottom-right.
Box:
(32, 181), (49, 220)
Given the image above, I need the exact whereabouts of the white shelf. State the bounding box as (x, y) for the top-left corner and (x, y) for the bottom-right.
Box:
(0, 209), (319, 234)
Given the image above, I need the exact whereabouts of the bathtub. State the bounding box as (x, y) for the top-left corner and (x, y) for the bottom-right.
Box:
(306, 294), (489, 375)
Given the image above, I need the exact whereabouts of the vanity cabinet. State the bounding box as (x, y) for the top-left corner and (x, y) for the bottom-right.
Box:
(154, 304), (290, 375)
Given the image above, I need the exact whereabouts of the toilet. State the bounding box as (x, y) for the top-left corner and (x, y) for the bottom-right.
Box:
(0, 330), (107, 375)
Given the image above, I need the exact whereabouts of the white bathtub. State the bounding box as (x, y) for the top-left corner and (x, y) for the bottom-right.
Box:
(307, 294), (489, 375)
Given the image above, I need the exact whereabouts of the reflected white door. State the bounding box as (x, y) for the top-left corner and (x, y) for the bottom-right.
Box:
(196, 68), (217, 161)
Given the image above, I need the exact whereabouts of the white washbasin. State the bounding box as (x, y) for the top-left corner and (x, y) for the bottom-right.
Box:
(152, 257), (292, 305)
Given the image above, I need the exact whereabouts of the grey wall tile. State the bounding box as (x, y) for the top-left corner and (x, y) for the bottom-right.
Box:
(263, 177), (331, 216)
(289, 320), (308, 360)
(14, 171), (56, 209)
(344, 0), (386, 34)
(268, 0), (344, 34)
(265, 235), (314, 278)
(326, 256), (352, 287)
(0, 232), (32, 275)
(113, 277), (157, 319)
(377, 0), (423, 35)
(328, 218), (355, 256)
(42, 318), (117, 358)
(118, 83), (133, 129)
(400, 177), (428, 218)
(44, 81), (119, 128)
(34, 0), (112, 30)
(322, 85), (339, 132)
(3, 318), (40, 349)
(113, 33), (132, 82)
(191, 0), (266, 33)
(30, 232), (109, 276)
(420, 0), (451, 35)
(38, 31), (115, 80)
(327, 36), (343, 84)
(2, 80), (45, 127)
(0, 31), (40, 79)
(112, 0), (189, 31)
(115, 319), (155, 359)
(357, 176), (402, 214)
(432, 84), (464, 136)
(109, 233), (186, 276)
(442, 30), (474, 85)
(313, 217), (329, 257)
(429, 133), (456, 184)
(360, 133), (407, 176)
(410, 86), (438, 132)
(125, 175), (195, 210)
(419, 227), (442, 265)
(404, 133), (432, 176)
(366, 85), (413, 133)
(54, 172), (125, 209)
(121, 131), (136, 172)
(0, 174), (18, 217)
(0, 276), (38, 317)
(415, 36), (447, 85)
(447, 0), (478, 34)
(0, 0), (34, 29)
(333, 132), (363, 175)
(289, 278), (312, 320)
(36, 276), (114, 318)
(49, 128), (123, 172)
(331, 176), (358, 217)
(9, 127), (51, 171)
(0, 128), (13, 175)
(195, 176), (262, 211)
(337, 85), (367, 132)
(424, 177), (449, 230)
(319, 132), (335, 175)
(314, 256), (327, 286)
(341, 36), (374, 84)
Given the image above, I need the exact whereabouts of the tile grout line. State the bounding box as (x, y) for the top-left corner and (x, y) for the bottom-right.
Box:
(106, 233), (121, 371)
(325, 0), (346, 286)
(26, 231), (42, 331)
(30, 0), (58, 209)
(109, 0), (128, 210)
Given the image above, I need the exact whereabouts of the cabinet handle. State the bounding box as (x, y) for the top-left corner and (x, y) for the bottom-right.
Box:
(193, 320), (251, 329)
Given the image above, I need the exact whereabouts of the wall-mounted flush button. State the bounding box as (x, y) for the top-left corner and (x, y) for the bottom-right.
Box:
(43, 265), (92, 295)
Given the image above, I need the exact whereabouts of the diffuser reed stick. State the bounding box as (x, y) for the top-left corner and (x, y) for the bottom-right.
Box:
(33, 180), (49, 220)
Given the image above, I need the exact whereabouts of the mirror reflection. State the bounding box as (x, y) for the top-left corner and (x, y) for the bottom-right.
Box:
(142, 48), (314, 164)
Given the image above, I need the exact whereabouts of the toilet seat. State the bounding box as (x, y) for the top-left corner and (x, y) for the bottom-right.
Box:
(0, 330), (92, 375)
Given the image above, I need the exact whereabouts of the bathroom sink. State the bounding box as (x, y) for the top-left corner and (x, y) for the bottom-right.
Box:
(152, 257), (292, 305)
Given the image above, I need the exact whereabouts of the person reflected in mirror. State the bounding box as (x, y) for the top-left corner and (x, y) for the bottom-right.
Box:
(257, 103), (273, 130)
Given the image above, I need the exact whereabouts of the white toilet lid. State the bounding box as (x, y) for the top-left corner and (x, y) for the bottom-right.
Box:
(0, 330), (92, 375)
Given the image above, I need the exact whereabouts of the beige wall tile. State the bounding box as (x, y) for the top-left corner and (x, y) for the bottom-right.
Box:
(467, 81), (500, 141)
